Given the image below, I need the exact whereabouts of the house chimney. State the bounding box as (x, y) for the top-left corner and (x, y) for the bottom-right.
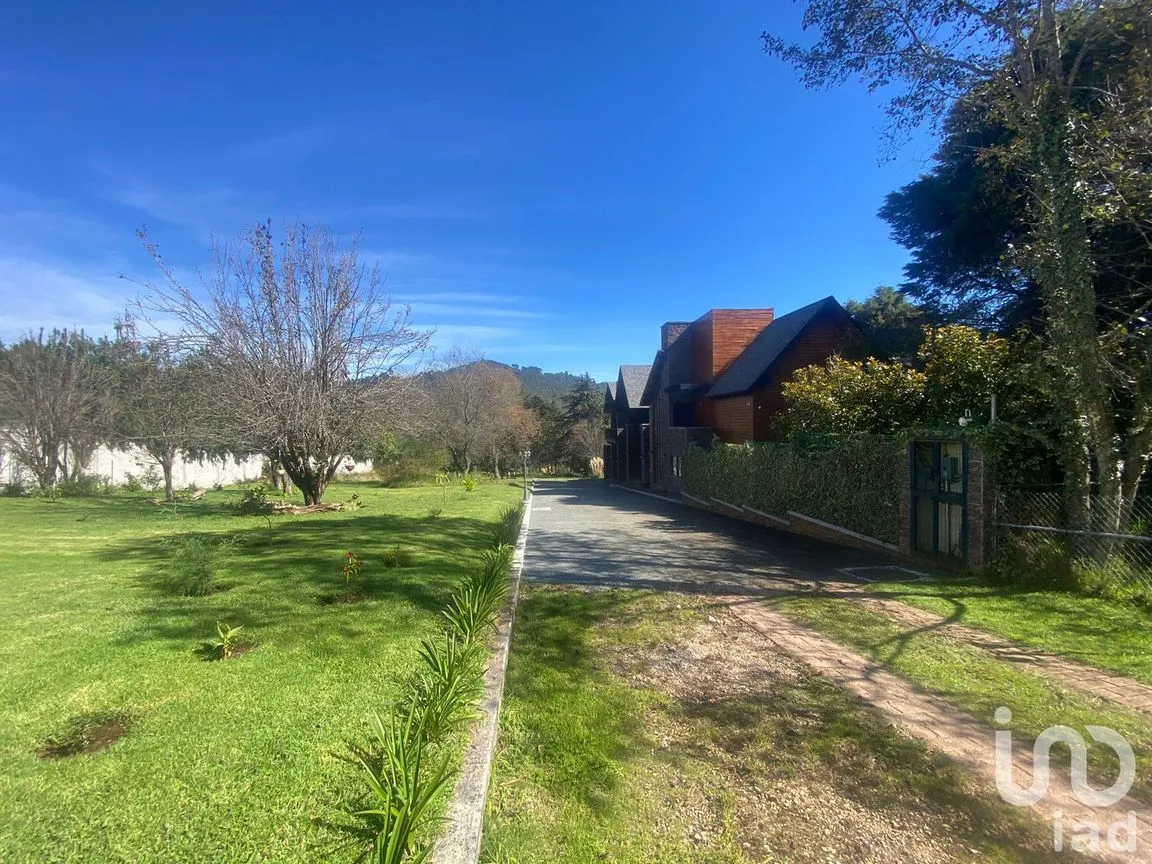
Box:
(661, 322), (691, 350)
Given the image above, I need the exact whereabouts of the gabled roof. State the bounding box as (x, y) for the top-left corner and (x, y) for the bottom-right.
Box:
(639, 351), (665, 407)
(707, 296), (847, 399)
(603, 382), (616, 412)
(617, 364), (653, 409)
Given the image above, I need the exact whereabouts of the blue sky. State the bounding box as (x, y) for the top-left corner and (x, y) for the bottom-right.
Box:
(0, 1), (935, 382)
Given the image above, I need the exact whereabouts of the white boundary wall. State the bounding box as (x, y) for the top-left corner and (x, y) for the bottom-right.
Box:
(1, 439), (374, 488)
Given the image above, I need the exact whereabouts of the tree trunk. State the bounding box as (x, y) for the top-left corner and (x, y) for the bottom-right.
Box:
(279, 449), (324, 505)
(162, 459), (174, 502)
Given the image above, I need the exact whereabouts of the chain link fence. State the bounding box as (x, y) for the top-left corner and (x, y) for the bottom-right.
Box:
(994, 485), (1152, 593)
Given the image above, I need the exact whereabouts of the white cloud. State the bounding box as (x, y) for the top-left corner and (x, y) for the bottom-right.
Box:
(0, 256), (138, 340)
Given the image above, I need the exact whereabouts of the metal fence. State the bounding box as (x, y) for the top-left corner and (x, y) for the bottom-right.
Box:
(994, 486), (1152, 592)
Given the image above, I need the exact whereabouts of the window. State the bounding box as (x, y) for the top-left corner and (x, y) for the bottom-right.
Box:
(670, 456), (682, 478)
(670, 401), (695, 427)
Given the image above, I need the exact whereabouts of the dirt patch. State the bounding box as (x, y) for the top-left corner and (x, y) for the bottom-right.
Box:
(599, 598), (1055, 864)
(319, 590), (365, 605)
(38, 712), (131, 759)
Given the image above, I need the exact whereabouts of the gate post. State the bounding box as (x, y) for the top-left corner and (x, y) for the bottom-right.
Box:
(899, 442), (913, 558)
(966, 444), (989, 571)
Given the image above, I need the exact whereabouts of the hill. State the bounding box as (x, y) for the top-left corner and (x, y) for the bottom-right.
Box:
(497, 363), (606, 402)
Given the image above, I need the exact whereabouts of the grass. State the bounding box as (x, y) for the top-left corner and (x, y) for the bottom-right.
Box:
(771, 593), (1152, 801)
(865, 578), (1152, 684)
(0, 480), (520, 863)
(483, 587), (1055, 864)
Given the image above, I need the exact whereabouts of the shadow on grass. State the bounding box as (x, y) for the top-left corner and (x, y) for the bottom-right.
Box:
(97, 509), (502, 649)
(504, 588), (653, 816)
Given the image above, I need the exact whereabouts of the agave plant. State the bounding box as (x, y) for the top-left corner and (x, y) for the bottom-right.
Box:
(489, 505), (523, 548)
(407, 635), (486, 741)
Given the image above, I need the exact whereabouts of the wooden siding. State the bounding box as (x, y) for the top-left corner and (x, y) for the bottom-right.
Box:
(709, 310), (775, 378)
(752, 312), (855, 440)
(712, 395), (755, 443)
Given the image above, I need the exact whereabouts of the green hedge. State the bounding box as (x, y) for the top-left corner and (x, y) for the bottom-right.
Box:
(682, 435), (906, 543)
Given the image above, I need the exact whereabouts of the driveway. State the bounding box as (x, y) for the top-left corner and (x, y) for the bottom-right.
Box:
(523, 480), (899, 594)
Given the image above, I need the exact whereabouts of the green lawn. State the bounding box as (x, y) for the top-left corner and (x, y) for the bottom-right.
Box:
(484, 587), (1055, 864)
(771, 594), (1152, 801)
(0, 480), (520, 864)
(866, 579), (1152, 684)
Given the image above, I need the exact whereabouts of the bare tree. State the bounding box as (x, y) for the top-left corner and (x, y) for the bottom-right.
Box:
(426, 351), (525, 474)
(112, 319), (204, 501)
(0, 329), (113, 488)
(138, 221), (431, 504)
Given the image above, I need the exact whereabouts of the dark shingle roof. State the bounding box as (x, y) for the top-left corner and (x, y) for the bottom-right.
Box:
(707, 296), (845, 398)
(618, 364), (653, 409)
(603, 382), (616, 412)
(639, 352), (665, 407)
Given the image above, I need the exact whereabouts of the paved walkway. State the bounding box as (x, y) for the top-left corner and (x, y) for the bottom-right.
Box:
(524, 480), (1152, 862)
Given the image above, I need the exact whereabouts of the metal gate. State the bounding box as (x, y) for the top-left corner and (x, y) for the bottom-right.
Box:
(910, 439), (968, 561)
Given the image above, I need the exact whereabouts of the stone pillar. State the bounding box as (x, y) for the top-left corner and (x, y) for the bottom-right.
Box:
(899, 442), (913, 557)
(966, 443), (988, 571)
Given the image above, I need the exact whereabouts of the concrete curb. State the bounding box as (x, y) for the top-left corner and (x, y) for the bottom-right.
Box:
(431, 495), (532, 864)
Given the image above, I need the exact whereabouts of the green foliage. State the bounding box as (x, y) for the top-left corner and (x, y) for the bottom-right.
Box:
(845, 285), (927, 359)
(211, 621), (245, 660)
(35, 485), (63, 502)
(405, 634), (486, 742)
(235, 485), (274, 515)
(683, 437), (905, 543)
(382, 545), (412, 569)
(462, 474), (478, 493)
(782, 325), (1011, 435)
(1071, 557), (1152, 606)
(352, 521), (516, 862)
(491, 504), (523, 548)
(354, 708), (454, 864)
(1, 480), (27, 497)
(342, 550), (365, 586)
(58, 473), (112, 496)
(374, 432), (447, 487)
(783, 356), (926, 434)
(170, 534), (238, 596)
(121, 473), (143, 493)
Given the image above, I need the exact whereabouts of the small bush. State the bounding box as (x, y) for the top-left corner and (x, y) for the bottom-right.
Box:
(169, 534), (237, 596)
(405, 634), (485, 742)
(211, 621), (246, 660)
(236, 485), (274, 515)
(59, 474), (111, 496)
(490, 505), (523, 548)
(1071, 556), (1152, 605)
(426, 507), (442, 520)
(35, 485), (63, 502)
(1, 480), (27, 497)
(342, 550), (365, 587)
(121, 473), (144, 493)
(382, 545), (413, 569)
(462, 474), (478, 493)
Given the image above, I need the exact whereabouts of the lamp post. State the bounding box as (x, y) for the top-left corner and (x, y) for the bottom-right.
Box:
(521, 449), (531, 502)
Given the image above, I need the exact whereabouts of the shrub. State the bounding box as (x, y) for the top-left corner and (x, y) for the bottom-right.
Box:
(490, 505), (523, 548)
(1, 480), (27, 497)
(405, 634), (485, 742)
(425, 507), (442, 520)
(236, 485), (273, 515)
(382, 545), (412, 568)
(462, 474), (478, 493)
(682, 436), (905, 543)
(169, 534), (237, 596)
(211, 621), (246, 659)
(121, 472), (144, 493)
(59, 474), (111, 496)
(353, 708), (454, 864)
(1071, 556), (1152, 605)
(342, 550), (365, 588)
(35, 485), (63, 502)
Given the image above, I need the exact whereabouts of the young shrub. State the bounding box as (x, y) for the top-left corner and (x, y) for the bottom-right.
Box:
(169, 534), (237, 596)
(354, 707), (454, 864)
(406, 634), (486, 742)
(1, 479), (27, 497)
(425, 507), (442, 520)
(236, 485), (274, 515)
(343, 550), (365, 586)
(211, 621), (246, 660)
(382, 545), (412, 568)
(490, 505), (523, 548)
(121, 472), (143, 492)
(462, 474), (478, 493)
(443, 577), (506, 643)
